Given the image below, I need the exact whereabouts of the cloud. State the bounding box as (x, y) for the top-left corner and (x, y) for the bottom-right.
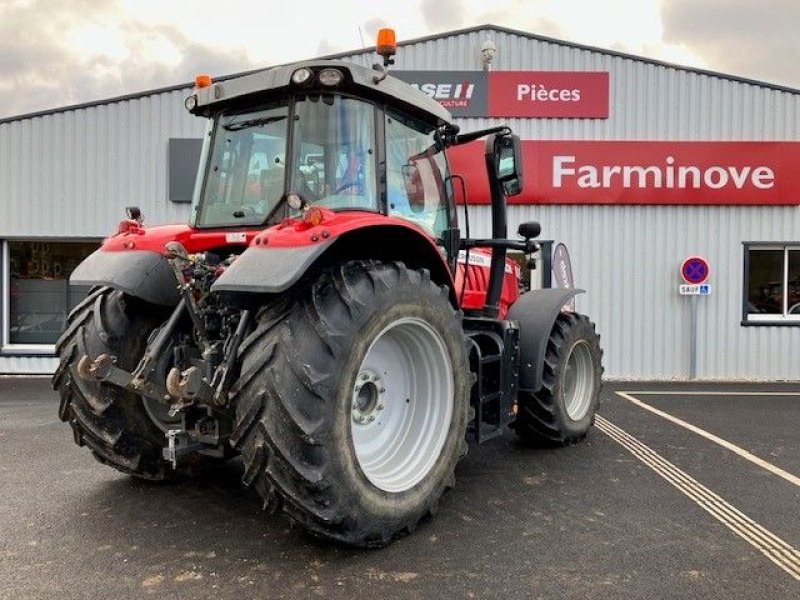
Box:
(316, 38), (344, 56)
(661, 0), (800, 88)
(0, 0), (261, 118)
(420, 0), (467, 32)
(363, 17), (390, 41)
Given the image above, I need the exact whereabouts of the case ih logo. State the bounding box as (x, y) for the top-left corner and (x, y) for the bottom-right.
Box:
(393, 71), (487, 117)
(409, 81), (476, 108)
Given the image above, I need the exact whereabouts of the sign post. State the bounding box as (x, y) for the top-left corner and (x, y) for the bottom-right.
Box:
(679, 256), (710, 379)
(552, 243), (576, 312)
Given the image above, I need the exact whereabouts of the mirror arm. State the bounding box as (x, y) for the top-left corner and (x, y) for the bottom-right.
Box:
(447, 125), (511, 147)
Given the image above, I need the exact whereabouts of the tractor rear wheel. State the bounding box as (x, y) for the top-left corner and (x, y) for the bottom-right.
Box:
(513, 313), (603, 445)
(231, 261), (470, 547)
(52, 287), (196, 479)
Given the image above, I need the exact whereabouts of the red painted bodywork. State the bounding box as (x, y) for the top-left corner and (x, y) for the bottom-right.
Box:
(102, 223), (261, 254)
(454, 248), (520, 318)
(99, 209), (519, 315)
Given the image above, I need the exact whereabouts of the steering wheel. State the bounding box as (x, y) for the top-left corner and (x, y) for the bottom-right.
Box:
(334, 181), (362, 195)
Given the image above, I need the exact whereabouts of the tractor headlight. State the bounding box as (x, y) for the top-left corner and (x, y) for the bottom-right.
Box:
(291, 68), (313, 85)
(318, 68), (343, 86)
(184, 95), (197, 111)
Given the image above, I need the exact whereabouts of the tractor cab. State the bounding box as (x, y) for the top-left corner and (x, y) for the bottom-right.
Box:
(187, 61), (456, 240)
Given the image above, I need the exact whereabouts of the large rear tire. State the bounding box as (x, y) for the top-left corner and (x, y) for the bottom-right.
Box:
(513, 313), (603, 445)
(231, 261), (470, 547)
(52, 287), (193, 480)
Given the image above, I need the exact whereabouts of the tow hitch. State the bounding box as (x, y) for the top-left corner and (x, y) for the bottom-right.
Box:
(162, 408), (229, 469)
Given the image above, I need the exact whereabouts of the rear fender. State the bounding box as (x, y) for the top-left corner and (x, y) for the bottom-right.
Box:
(211, 222), (457, 305)
(507, 288), (585, 393)
(70, 249), (180, 306)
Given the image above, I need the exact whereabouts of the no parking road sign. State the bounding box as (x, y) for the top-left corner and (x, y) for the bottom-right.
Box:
(679, 255), (711, 380)
(681, 256), (710, 285)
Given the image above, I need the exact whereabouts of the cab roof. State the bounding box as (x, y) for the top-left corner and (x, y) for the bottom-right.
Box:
(191, 60), (455, 129)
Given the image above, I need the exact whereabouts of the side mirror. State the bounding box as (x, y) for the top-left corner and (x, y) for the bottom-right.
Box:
(402, 162), (426, 213)
(126, 206), (143, 224)
(494, 134), (524, 197)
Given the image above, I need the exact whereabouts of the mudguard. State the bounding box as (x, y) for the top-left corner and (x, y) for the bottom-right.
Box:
(506, 288), (585, 394)
(211, 241), (334, 294)
(70, 249), (180, 306)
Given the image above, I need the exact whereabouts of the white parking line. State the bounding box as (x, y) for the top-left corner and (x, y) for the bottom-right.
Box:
(616, 391), (800, 488)
(595, 415), (800, 580)
(624, 391), (800, 396)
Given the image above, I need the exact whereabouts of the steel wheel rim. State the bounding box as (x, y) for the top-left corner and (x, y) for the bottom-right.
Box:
(350, 317), (454, 493)
(563, 340), (595, 421)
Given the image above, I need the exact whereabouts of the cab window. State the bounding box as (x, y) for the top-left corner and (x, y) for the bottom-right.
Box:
(196, 103), (289, 227)
(385, 111), (450, 237)
(290, 95), (377, 211)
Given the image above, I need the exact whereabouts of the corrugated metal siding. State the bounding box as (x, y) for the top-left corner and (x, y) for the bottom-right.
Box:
(0, 89), (201, 237)
(461, 205), (800, 380)
(2, 27), (799, 378)
(0, 356), (58, 374)
(341, 28), (800, 142)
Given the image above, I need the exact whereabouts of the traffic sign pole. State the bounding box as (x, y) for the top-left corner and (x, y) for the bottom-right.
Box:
(689, 295), (697, 379)
(679, 255), (709, 380)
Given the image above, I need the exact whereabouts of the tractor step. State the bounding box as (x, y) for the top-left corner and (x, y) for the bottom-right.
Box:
(464, 318), (520, 444)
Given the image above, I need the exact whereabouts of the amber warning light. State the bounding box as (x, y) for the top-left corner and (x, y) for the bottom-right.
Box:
(376, 28), (396, 64)
(195, 74), (213, 89)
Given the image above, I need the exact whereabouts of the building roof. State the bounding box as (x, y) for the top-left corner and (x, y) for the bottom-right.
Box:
(2, 23), (799, 125)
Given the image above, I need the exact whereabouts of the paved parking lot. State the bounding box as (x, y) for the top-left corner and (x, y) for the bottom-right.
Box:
(1, 377), (799, 599)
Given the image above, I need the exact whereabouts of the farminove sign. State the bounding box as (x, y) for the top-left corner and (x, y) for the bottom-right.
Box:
(447, 141), (800, 205)
(394, 71), (609, 118)
(551, 156), (775, 190)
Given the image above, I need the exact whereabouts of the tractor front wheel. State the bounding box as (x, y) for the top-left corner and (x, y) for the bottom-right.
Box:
(231, 261), (470, 547)
(513, 313), (603, 445)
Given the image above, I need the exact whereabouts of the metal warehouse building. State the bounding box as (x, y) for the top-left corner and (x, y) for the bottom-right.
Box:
(1, 24), (798, 379)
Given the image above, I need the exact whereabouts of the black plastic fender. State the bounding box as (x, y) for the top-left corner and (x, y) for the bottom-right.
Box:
(70, 249), (180, 306)
(210, 241), (334, 294)
(506, 288), (585, 394)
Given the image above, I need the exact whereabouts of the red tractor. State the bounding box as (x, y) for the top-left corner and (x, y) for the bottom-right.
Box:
(53, 33), (602, 547)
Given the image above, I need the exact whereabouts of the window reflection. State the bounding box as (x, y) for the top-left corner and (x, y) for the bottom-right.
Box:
(8, 241), (96, 345)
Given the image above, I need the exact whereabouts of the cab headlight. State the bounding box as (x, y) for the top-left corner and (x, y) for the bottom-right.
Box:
(291, 68), (313, 85)
(318, 68), (343, 86)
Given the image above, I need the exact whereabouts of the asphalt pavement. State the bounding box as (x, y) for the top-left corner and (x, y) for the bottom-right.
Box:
(1, 377), (799, 599)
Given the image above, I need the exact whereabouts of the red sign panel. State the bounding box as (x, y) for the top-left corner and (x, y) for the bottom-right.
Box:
(487, 72), (609, 118)
(448, 141), (800, 206)
(681, 257), (710, 284)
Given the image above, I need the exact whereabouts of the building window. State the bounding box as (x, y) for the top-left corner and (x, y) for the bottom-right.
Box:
(743, 243), (800, 324)
(3, 240), (98, 350)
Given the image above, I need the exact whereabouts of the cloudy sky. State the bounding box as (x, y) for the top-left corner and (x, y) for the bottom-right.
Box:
(1, 0), (797, 119)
